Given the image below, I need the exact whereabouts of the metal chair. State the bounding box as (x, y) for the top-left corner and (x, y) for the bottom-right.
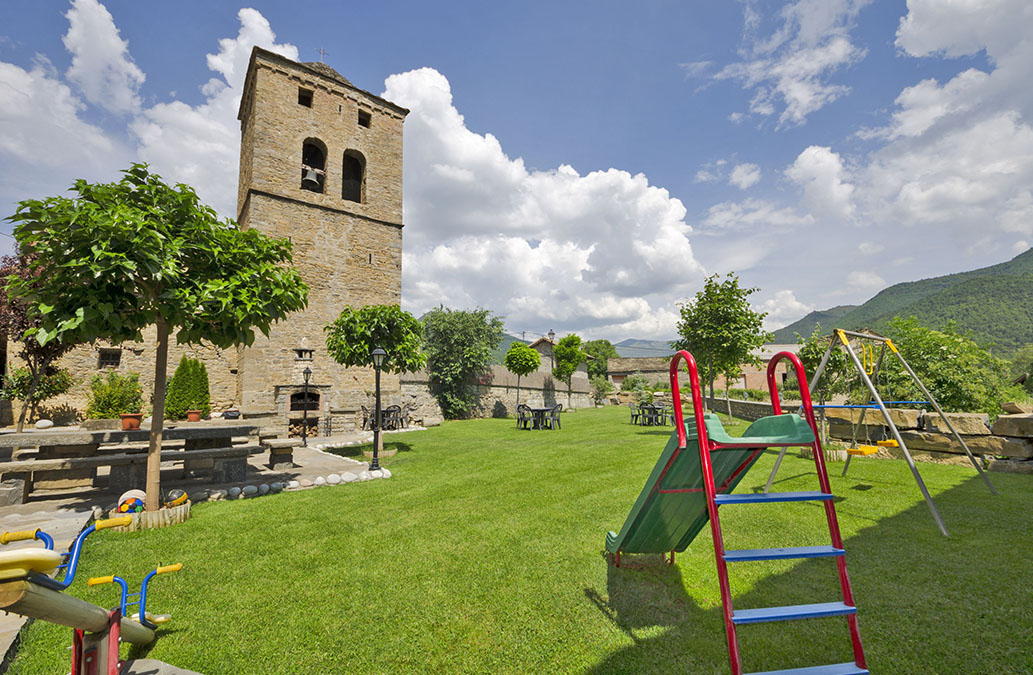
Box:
(360, 405), (373, 430)
(629, 402), (642, 425)
(383, 404), (402, 431)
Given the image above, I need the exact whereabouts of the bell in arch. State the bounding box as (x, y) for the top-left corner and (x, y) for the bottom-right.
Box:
(302, 167), (322, 190)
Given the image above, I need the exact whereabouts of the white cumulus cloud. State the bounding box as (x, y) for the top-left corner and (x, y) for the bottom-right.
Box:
(62, 0), (144, 114)
(759, 289), (814, 330)
(786, 146), (855, 222)
(384, 67), (702, 337)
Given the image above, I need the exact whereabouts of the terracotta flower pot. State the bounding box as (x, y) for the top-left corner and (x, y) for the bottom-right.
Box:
(186, 410), (202, 423)
(120, 413), (143, 431)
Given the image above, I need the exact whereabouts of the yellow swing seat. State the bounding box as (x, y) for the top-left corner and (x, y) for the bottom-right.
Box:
(847, 445), (879, 456)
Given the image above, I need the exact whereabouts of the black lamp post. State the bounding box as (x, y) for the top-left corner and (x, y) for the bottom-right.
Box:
(548, 329), (556, 368)
(370, 347), (387, 471)
(301, 367), (312, 447)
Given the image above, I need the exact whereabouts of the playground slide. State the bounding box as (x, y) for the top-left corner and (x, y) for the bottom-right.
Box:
(606, 414), (768, 558)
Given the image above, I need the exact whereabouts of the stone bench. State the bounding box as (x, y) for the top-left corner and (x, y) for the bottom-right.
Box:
(263, 438), (303, 470)
(0, 445), (257, 503)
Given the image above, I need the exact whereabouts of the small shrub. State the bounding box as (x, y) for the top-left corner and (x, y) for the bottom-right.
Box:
(590, 375), (614, 403)
(85, 372), (142, 419)
(728, 387), (768, 402)
(165, 356), (211, 420)
(0, 366), (75, 421)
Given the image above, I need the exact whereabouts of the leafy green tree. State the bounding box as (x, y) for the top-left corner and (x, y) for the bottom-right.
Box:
(165, 356), (211, 420)
(880, 317), (1008, 416)
(590, 375), (614, 404)
(85, 372), (143, 419)
(552, 334), (587, 409)
(671, 273), (770, 409)
(324, 304), (426, 373)
(793, 323), (852, 402)
(582, 339), (618, 379)
(8, 164), (308, 509)
(1009, 343), (1033, 395)
(503, 341), (541, 408)
(422, 307), (504, 419)
(0, 250), (76, 431)
(0, 366), (74, 423)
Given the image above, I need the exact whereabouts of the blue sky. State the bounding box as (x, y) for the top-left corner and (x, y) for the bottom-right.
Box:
(2, 1), (1031, 342)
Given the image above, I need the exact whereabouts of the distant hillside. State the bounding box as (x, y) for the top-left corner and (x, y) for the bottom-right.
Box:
(770, 305), (856, 343)
(491, 334), (527, 364)
(614, 338), (676, 358)
(770, 248), (1033, 354)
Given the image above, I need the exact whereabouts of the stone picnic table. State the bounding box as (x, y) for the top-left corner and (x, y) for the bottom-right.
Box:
(0, 423), (263, 502)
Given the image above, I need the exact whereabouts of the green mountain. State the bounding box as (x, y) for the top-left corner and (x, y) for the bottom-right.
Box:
(491, 333), (527, 364)
(770, 248), (1033, 354)
(614, 339), (676, 358)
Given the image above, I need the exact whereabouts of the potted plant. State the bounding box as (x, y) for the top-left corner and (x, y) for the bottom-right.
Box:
(85, 372), (144, 430)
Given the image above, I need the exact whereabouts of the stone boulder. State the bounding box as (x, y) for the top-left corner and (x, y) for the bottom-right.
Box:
(822, 407), (922, 429)
(923, 412), (990, 436)
(988, 459), (1033, 475)
(991, 414), (1033, 438)
(898, 430), (1033, 459)
(827, 423), (887, 442)
(1002, 401), (1033, 414)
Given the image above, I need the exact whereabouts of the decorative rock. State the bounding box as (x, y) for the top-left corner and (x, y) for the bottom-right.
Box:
(258, 483), (270, 496)
(314, 476), (326, 486)
(898, 431), (1033, 459)
(1002, 401), (1033, 414)
(189, 490), (209, 503)
(990, 414), (1033, 438)
(327, 474), (341, 485)
(228, 487), (242, 499)
(286, 480), (300, 489)
(34, 419), (54, 430)
(270, 482), (283, 493)
(988, 458), (1033, 474)
(369, 469), (384, 479)
(341, 473), (357, 483)
(91, 505), (105, 520)
(357, 471), (371, 481)
(242, 485), (258, 498)
(381, 469), (392, 478)
(209, 490), (227, 501)
(824, 407), (922, 429)
(923, 412), (990, 436)
(300, 479), (313, 488)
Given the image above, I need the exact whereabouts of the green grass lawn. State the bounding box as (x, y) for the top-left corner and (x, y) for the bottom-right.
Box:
(9, 406), (1032, 674)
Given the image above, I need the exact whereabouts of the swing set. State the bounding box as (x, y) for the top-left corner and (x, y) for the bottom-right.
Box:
(763, 329), (997, 536)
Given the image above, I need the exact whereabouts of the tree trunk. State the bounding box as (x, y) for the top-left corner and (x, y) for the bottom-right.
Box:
(725, 384), (732, 421)
(16, 355), (52, 433)
(567, 379), (572, 410)
(146, 317), (171, 511)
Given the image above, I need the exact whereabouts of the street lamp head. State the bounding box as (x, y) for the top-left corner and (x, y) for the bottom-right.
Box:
(371, 347), (387, 369)
(302, 366), (312, 383)
(548, 329), (555, 343)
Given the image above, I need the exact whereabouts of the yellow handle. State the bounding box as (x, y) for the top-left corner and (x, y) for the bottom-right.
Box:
(0, 529), (40, 545)
(886, 338), (899, 354)
(88, 575), (115, 586)
(95, 516), (132, 530)
(156, 563), (183, 575)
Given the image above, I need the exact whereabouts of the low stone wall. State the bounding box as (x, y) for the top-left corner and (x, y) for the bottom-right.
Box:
(400, 365), (593, 422)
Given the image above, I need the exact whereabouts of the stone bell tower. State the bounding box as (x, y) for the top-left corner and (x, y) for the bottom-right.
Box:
(235, 46), (408, 434)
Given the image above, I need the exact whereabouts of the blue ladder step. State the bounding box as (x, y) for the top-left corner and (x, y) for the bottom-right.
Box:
(724, 545), (844, 562)
(732, 601), (856, 625)
(747, 663), (868, 675)
(716, 491), (833, 505)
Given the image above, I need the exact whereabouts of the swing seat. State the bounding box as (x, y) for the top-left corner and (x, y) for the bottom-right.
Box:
(848, 445), (879, 456)
(876, 439), (898, 447)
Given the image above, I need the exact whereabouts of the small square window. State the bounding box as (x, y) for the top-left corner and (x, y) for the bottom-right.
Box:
(298, 88), (313, 107)
(358, 110), (371, 128)
(98, 348), (121, 369)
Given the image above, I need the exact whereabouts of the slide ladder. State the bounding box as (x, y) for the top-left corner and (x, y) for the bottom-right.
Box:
(670, 350), (867, 675)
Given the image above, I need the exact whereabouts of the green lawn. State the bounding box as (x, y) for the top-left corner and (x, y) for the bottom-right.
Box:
(9, 407), (1032, 674)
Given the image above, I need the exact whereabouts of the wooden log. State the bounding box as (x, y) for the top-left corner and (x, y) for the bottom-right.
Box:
(0, 579), (155, 645)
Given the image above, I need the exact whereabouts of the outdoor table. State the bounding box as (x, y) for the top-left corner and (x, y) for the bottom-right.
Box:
(528, 407), (553, 430)
(0, 423), (261, 489)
